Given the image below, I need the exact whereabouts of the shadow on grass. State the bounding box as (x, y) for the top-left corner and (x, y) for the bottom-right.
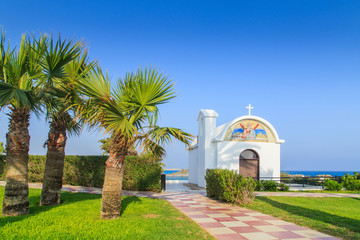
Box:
(0, 190), (101, 228)
(120, 196), (142, 215)
(256, 197), (360, 233)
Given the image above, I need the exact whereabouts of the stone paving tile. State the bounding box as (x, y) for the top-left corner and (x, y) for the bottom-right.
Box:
(207, 227), (236, 235)
(213, 234), (248, 240)
(265, 220), (295, 226)
(239, 232), (278, 240)
(243, 220), (273, 226)
(267, 231), (305, 239)
(221, 221), (249, 227)
(253, 225), (287, 232)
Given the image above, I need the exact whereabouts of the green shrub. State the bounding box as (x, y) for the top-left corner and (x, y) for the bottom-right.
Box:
(262, 180), (278, 191)
(323, 179), (343, 191)
(0, 155), (5, 179)
(278, 183), (289, 191)
(123, 156), (162, 192)
(352, 180), (360, 193)
(205, 169), (256, 205)
(205, 169), (227, 200)
(341, 173), (360, 192)
(0, 155), (161, 192)
(255, 180), (263, 191)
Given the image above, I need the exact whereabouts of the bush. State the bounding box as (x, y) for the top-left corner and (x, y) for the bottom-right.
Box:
(123, 156), (162, 192)
(278, 183), (289, 191)
(341, 173), (360, 192)
(352, 180), (360, 193)
(323, 179), (343, 191)
(0, 155), (161, 192)
(262, 180), (278, 191)
(255, 180), (263, 191)
(205, 169), (256, 205)
(0, 155), (5, 179)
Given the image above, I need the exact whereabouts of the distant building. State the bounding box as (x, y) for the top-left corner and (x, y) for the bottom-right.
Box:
(188, 106), (285, 188)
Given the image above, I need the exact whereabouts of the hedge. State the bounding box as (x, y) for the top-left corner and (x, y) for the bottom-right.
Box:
(205, 169), (256, 205)
(0, 155), (161, 192)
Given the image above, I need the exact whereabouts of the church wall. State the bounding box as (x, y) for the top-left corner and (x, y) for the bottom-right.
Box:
(197, 113), (218, 188)
(188, 148), (198, 184)
(216, 141), (280, 179)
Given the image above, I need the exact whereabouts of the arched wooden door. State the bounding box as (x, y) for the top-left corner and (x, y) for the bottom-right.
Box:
(239, 150), (259, 180)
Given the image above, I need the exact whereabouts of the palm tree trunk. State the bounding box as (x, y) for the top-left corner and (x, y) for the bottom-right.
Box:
(2, 107), (30, 216)
(40, 121), (67, 206)
(101, 146), (127, 220)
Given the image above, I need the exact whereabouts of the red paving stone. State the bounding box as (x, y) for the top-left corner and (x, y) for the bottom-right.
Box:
(213, 234), (247, 240)
(226, 213), (248, 217)
(279, 224), (309, 231)
(199, 222), (226, 228)
(229, 226), (261, 233)
(242, 220), (272, 226)
(214, 217), (238, 222)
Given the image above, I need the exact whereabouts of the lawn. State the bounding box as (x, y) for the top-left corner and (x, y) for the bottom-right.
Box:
(247, 196), (360, 240)
(0, 187), (214, 240)
(290, 190), (360, 194)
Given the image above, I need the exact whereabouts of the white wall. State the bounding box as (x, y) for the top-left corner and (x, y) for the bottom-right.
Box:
(188, 148), (198, 184)
(216, 141), (281, 179)
(197, 115), (218, 187)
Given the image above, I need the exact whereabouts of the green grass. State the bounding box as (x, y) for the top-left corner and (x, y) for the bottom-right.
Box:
(289, 190), (360, 194)
(0, 187), (214, 240)
(246, 196), (360, 239)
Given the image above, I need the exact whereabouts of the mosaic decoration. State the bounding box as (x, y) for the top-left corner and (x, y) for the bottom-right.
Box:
(225, 119), (275, 142)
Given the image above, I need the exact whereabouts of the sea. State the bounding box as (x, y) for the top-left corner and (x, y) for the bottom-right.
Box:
(282, 170), (359, 177)
(163, 170), (360, 179)
(163, 170), (181, 175)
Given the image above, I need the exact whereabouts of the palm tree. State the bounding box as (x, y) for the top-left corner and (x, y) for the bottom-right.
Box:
(78, 67), (193, 219)
(38, 39), (93, 206)
(0, 33), (46, 216)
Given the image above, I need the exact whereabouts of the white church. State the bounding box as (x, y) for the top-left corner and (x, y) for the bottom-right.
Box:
(188, 105), (285, 188)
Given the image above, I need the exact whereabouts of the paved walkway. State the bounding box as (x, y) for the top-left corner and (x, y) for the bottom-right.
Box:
(161, 192), (338, 240)
(0, 181), (344, 239)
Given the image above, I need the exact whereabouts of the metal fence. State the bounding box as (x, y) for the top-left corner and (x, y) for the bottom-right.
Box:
(256, 176), (343, 189)
(165, 174), (189, 180)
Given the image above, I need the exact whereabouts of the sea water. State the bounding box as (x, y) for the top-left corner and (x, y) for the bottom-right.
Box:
(163, 170), (181, 175)
(282, 170), (359, 177)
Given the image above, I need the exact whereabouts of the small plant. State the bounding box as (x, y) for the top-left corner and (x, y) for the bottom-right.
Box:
(205, 169), (256, 205)
(0, 142), (4, 154)
(341, 173), (360, 191)
(352, 180), (360, 193)
(262, 180), (278, 191)
(255, 180), (263, 191)
(278, 183), (289, 191)
(323, 179), (343, 191)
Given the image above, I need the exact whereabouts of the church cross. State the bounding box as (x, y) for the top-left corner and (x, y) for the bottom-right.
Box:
(246, 104), (253, 116)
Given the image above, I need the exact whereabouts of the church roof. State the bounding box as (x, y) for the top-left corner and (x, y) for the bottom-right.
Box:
(196, 109), (219, 121)
(213, 115), (285, 144)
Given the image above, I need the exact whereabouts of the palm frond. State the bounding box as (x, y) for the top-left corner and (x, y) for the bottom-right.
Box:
(37, 34), (85, 85)
(0, 34), (43, 112)
(137, 126), (194, 158)
(113, 67), (175, 127)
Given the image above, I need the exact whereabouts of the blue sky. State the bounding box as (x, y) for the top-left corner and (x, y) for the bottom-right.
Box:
(1, 0), (359, 170)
